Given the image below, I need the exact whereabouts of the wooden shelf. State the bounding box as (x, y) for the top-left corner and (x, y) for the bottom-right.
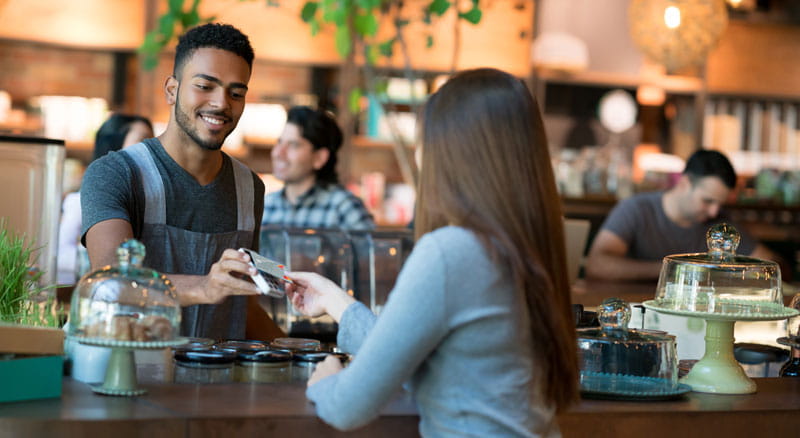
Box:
(535, 69), (703, 95)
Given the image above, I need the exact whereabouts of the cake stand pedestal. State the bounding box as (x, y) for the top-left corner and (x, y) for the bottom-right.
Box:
(70, 337), (187, 396)
(642, 301), (797, 394)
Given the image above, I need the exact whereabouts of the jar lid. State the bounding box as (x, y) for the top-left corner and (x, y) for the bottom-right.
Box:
(238, 349), (293, 363)
(271, 337), (321, 351)
(214, 340), (270, 353)
(172, 337), (215, 352)
(174, 349), (237, 364)
(293, 350), (330, 363)
(577, 298), (675, 344)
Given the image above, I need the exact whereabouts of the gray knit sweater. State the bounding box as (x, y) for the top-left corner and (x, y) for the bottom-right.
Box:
(307, 226), (560, 437)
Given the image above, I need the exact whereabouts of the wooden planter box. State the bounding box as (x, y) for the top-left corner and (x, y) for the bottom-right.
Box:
(0, 324), (65, 403)
(0, 323), (64, 355)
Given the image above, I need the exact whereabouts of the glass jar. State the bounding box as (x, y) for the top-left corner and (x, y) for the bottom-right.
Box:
(271, 337), (322, 352)
(173, 349), (236, 384)
(235, 350), (293, 383)
(291, 350), (330, 382)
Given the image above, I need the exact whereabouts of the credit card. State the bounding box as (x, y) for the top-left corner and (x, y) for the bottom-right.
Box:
(239, 248), (291, 298)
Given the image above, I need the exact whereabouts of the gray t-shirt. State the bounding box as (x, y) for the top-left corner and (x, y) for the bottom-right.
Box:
(601, 191), (755, 261)
(307, 226), (559, 438)
(80, 138), (264, 249)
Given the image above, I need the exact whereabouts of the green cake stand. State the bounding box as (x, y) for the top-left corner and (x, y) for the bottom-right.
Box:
(643, 300), (797, 394)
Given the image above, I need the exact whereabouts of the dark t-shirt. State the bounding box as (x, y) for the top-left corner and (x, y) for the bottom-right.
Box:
(80, 138), (265, 252)
(600, 191), (756, 261)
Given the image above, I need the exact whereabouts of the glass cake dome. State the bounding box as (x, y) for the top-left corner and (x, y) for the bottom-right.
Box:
(654, 223), (783, 315)
(68, 239), (181, 342)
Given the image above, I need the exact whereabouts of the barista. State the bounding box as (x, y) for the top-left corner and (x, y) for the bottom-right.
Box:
(585, 149), (779, 281)
(81, 23), (265, 340)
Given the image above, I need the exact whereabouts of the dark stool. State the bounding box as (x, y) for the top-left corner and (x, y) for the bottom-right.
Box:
(734, 343), (790, 377)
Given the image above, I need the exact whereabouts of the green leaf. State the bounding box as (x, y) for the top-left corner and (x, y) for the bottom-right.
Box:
(181, 10), (201, 28)
(378, 39), (394, 57)
(354, 13), (378, 36)
(364, 43), (378, 65)
(428, 0), (450, 16)
(168, 0), (184, 14)
(158, 14), (176, 43)
(335, 26), (352, 57)
(458, 7), (482, 24)
(374, 78), (389, 96)
(310, 19), (320, 36)
(332, 8), (348, 26)
(348, 87), (363, 114)
(301, 2), (318, 22)
(356, 0), (380, 8)
(426, 35), (434, 48)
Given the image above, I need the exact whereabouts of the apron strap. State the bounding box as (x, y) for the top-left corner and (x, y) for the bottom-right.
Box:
(123, 142), (165, 224)
(230, 156), (255, 232)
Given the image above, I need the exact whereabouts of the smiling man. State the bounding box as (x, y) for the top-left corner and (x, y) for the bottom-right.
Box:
(585, 149), (778, 281)
(81, 23), (266, 339)
(262, 106), (374, 230)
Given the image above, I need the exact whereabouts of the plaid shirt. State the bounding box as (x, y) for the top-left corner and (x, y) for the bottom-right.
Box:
(261, 184), (375, 230)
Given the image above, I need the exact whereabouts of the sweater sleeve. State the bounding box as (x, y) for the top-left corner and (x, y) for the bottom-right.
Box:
(306, 232), (448, 431)
(336, 301), (377, 354)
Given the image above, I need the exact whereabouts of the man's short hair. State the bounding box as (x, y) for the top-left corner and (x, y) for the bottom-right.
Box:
(173, 23), (254, 76)
(286, 106), (343, 186)
(683, 149), (737, 189)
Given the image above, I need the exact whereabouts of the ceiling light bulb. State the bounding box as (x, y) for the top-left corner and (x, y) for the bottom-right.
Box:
(664, 6), (681, 29)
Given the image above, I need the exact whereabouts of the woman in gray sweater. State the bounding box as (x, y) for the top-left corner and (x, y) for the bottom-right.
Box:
(286, 68), (579, 437)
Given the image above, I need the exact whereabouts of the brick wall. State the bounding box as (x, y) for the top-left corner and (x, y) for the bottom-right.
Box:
(0, 40), (115, 107)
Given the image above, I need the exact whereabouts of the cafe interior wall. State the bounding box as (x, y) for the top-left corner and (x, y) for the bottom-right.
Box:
(534, 0), (800, 182)
(1, 1), (799, 174)
(0, 1), (532, 173)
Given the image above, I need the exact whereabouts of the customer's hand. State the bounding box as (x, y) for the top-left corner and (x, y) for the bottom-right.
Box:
(307, 355), (344, 387)
(286, 271), (355, 322)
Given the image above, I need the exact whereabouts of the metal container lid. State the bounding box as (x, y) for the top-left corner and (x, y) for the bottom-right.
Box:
(292, 350), (330, 363)
(174, 349), (237, 364)
(238, 349), (293, 363)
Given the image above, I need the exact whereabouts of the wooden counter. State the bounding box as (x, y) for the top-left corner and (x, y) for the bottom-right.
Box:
(1, 377), (798, 437)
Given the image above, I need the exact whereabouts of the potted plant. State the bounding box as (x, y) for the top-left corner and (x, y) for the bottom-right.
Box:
(0, 220), (65, 403)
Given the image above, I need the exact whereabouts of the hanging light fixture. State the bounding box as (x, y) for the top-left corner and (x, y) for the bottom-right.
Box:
(628, 0), (728, 73)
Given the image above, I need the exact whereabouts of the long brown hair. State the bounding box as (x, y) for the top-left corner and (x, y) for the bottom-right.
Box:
(415, 68), (578, 411)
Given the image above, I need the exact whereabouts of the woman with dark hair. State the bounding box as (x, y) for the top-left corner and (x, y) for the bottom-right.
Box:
(286, 68), (578, 436)
(92, 114), (153, 161)
(57, 113), (153, 284)
(262, 106), (374, 230)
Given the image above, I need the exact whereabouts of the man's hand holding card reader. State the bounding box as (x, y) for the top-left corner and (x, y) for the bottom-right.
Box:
(239, 248), (292, 299)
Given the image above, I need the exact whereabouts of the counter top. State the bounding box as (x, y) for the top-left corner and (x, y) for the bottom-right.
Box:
(1, 377), (798, 437)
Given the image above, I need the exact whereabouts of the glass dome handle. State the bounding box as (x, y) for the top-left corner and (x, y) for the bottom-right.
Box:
(117, 239), (146, 269)
(598, 297), (631, 330)
(706, 223), (740, 261)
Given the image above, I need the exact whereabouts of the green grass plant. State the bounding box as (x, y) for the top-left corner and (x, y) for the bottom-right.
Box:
(0, 220), (63, 327)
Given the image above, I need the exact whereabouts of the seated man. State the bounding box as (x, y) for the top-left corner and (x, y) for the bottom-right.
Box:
(586, 149), (777, 281)
(262, 106), (374, 230)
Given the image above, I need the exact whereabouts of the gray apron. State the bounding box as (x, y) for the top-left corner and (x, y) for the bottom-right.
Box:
(124, 142), (255, 340)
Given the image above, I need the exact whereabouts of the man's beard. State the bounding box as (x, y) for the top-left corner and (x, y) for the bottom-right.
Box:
(174, 89), (226, 151)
